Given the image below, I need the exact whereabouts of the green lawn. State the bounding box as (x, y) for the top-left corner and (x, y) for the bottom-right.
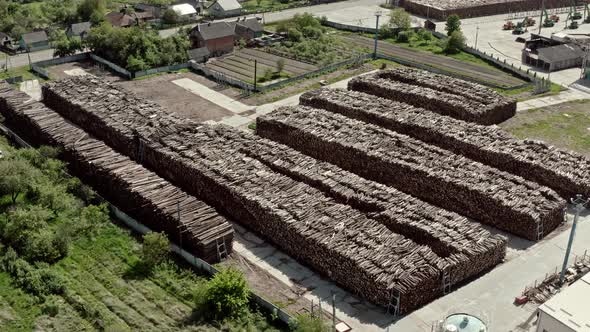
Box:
(0, 66), (46, 83)
(502, 100), (590, 155)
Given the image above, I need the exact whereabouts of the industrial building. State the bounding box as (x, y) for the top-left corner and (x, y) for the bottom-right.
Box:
(522, 35), (586, 71)
(536, 273), (590, 332)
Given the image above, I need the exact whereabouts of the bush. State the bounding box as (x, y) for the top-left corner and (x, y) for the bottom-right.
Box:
(162, 8), (179, 24)
(396, 30), (412, 43)
(287, 28), (302, 42)
(417, 28), (432, 41)
(444, 31), (465, 54)
(204, 268), (250, 320)
(1, 252), (65, 296)
(389, 8), (411, 30)
(290, 314), (330, 332)
(141, 232), (170, 270)
(445, 14), (461, 36)
(42, 295), (61, 317)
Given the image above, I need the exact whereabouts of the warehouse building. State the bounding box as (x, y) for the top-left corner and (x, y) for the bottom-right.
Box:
(522, 37), (585, 72)
(536, 273), (590, 332)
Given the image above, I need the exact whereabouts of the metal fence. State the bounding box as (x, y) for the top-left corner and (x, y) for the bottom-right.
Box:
(133, 62), (190, 79)
(90, 54), (132, 78)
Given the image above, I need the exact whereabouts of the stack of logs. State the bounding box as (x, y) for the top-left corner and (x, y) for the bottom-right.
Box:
(349, 69), (516, 125)
(39, 77), (507, 314)
(0, 82), (233, 263)
(257, 106), (566, 241)
(300, 89), (590, 199)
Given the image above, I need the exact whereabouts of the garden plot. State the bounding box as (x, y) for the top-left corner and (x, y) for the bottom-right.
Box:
(204, 48), (319, 84)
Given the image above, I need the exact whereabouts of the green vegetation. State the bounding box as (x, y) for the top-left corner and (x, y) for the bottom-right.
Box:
(445, 14), (461, 36)
(248, 122), (257, 131)
(200, 268), (251, 320)
(140, 231), (170, 271)
(86, 24), (190, 71)
(290, 314), (330, 332)
(495, 82), (564, 100)
(444, 30), (466, 54)
(0, 137), (282, 331)
(272, 13), (359, 65)
(389, 8), (411, 30)
(504, 101), (590, 154)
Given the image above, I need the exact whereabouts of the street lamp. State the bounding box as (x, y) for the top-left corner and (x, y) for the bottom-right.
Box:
(559, 194), (589, 285)
(374, 11), (382, 59)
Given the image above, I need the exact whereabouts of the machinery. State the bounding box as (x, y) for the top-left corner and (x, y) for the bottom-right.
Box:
(525, 17), (536, 26)
(513, 17), (528, 34)
(570, 20), (580, 28)
(550, 14), (560, 22)
(543, 10), (555, 27)
(503, 21), (515, 30)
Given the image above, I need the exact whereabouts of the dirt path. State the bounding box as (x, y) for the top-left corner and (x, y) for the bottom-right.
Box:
(341, 35), (526, 88)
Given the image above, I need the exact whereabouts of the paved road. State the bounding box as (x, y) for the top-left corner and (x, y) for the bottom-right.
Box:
(158, 0), (384, 37)
(341, 34), (527, 88)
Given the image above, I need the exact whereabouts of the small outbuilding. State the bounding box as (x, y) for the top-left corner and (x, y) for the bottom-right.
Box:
(19, 31), (49, 52)
(66, 22), (92, 39)
(190, 21), (235, 56)
(171, 3), (198, 20)
(0, 32), (13, 47)
(208, 0), (242, 18)
(535, 273), (590, 332)
(105, 12), (137, 27)
(187, 47), (211, 62)
(235, 17), (264, 41)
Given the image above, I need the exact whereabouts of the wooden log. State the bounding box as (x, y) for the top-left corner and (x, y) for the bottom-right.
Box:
(257, 105), (566, 241)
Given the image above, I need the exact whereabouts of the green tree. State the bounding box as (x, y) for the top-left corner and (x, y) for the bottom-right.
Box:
(204, 268), (250, 320)
(389, 8), (411, 31)
(54, 36), (84, 57)
(77, 0), (106, 22)
(0, 158), (39, 204)
(445, 14), (461, 36)
(0, 205), (52, 252)
(141, 232), (170, 269)
(162, 8), (179, 24)
(417, 28), (432, 41)
(444, 30), (465, 54)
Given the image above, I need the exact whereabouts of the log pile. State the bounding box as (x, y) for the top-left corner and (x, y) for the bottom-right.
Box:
(257, 106), (566, 241)
(348, 70), (516, 125)
(39, 77), (507, 313)
(300, 89), (590, 199)
(0, 82), (233, 263)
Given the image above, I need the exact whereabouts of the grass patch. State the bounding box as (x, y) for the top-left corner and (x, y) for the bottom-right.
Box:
(132, 68), (190, 81)
(505, 101), (590, 154)
(241, 0), (307, 12)
(248, 122), (257, 130)
(0, 66), (45, 83)
(496, 82), (565, 101)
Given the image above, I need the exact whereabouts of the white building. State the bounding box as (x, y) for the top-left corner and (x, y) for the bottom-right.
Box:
(207, 0), (242, 18)
(536, 273), (590, 332)
(171, 3), (198, 20)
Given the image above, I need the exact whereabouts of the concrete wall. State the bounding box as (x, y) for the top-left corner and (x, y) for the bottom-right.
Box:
(536, 310), (575, 332)
(399, 0), (573, 19)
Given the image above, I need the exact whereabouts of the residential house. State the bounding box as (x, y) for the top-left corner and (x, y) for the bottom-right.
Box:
(208, 0), (242, 18)
(0, 32), (13, 47)
(66, 22), (92, 39)
(190, 22), (235, 55)
(187, 47), (210, 62)
(105, 12), (136, 27)
(133, 11), (155, 22)
(171, 3), (198, 21)
(234, 17), (263, 41)
(19, 31), (49, 52)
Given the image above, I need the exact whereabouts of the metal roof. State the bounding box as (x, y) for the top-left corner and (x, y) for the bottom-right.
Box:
(195, 21), (235, 40)
(21, 31), (48, 44)
(188, 47), (210, 59)
(538, 44), (585, 63)
(236, 17), (263, 32)
(69, 22), (92, 36)
(214, 0), (242, 11)
(538, 275), (590, 331)
(171, 3), (197, 16)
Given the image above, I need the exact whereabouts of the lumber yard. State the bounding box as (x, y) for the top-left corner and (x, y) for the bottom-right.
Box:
(1, 67), (588, 317)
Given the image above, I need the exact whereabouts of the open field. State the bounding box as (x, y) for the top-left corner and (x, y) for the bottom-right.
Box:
(501, 100), (590, 157)
(340, 34), (527, 88)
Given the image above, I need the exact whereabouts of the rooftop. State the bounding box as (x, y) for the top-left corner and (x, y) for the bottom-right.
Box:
(194, 21), (234, 40)
(538, 274), (590, 331)
(21, 31), (48, 44)
(171, 3), (197, 16)
(538, 43), (585, 63)
(214, 0), (242, 11)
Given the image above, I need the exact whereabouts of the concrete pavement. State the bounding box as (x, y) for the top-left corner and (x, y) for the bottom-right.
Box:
(517, 88), (590, 111)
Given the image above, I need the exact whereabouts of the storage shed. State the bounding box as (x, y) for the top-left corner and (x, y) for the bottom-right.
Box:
(536, 273), (590, 332)
(523, 40), (585, 72)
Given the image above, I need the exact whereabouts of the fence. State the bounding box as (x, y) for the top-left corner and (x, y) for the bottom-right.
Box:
(190, 60), (256, 92)
(134, 62), (190, 79)
(0, 120), (298, 326)
(30, 52), (91, 79)
(90, 54), (133, 79)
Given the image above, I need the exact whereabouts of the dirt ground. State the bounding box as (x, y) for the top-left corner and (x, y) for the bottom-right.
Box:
(501, 100), (590, 157)
(47, 60), (123, 82)
(117, 72), (237, 122)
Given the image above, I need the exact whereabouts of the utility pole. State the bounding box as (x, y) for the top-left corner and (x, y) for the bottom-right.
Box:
(538, 0), (545, 35)
(373, 11), (382, 59)
(559, 194), (589, 285)
(253, 59), (257, 91)
(474, 26), (480, 49)
(177, 200), (182, 250)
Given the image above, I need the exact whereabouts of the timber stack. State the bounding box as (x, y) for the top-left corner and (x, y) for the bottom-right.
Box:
(349, 69), (516, 125)
(38, 77), (507, 313)
(0, 82), (233, 263)
(300, 89), (590, 199)
(257, 105), (566, 241)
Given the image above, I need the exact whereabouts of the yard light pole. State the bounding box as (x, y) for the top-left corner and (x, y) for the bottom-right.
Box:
(253, 59), (257, 91)
(474, 26), (479, 49)
(374, 11), (382, 59)
(559, 194), (589, 285)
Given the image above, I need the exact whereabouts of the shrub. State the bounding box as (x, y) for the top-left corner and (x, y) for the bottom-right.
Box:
(444, 31), (465, 54)
(287, 28), (302, 42)
(1, 254), (65, 296)
(141, 232), (170, 269)
(204, 268), (250, 320)
(445, 14), (461, 36)
(42, 295), (61, 317)
(162, 8), (179, 24)
(396, 30), (412, 43)
(389, 8), (411, 30)
(290, 314), (330, 332)
(417, 28), (432, 41)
